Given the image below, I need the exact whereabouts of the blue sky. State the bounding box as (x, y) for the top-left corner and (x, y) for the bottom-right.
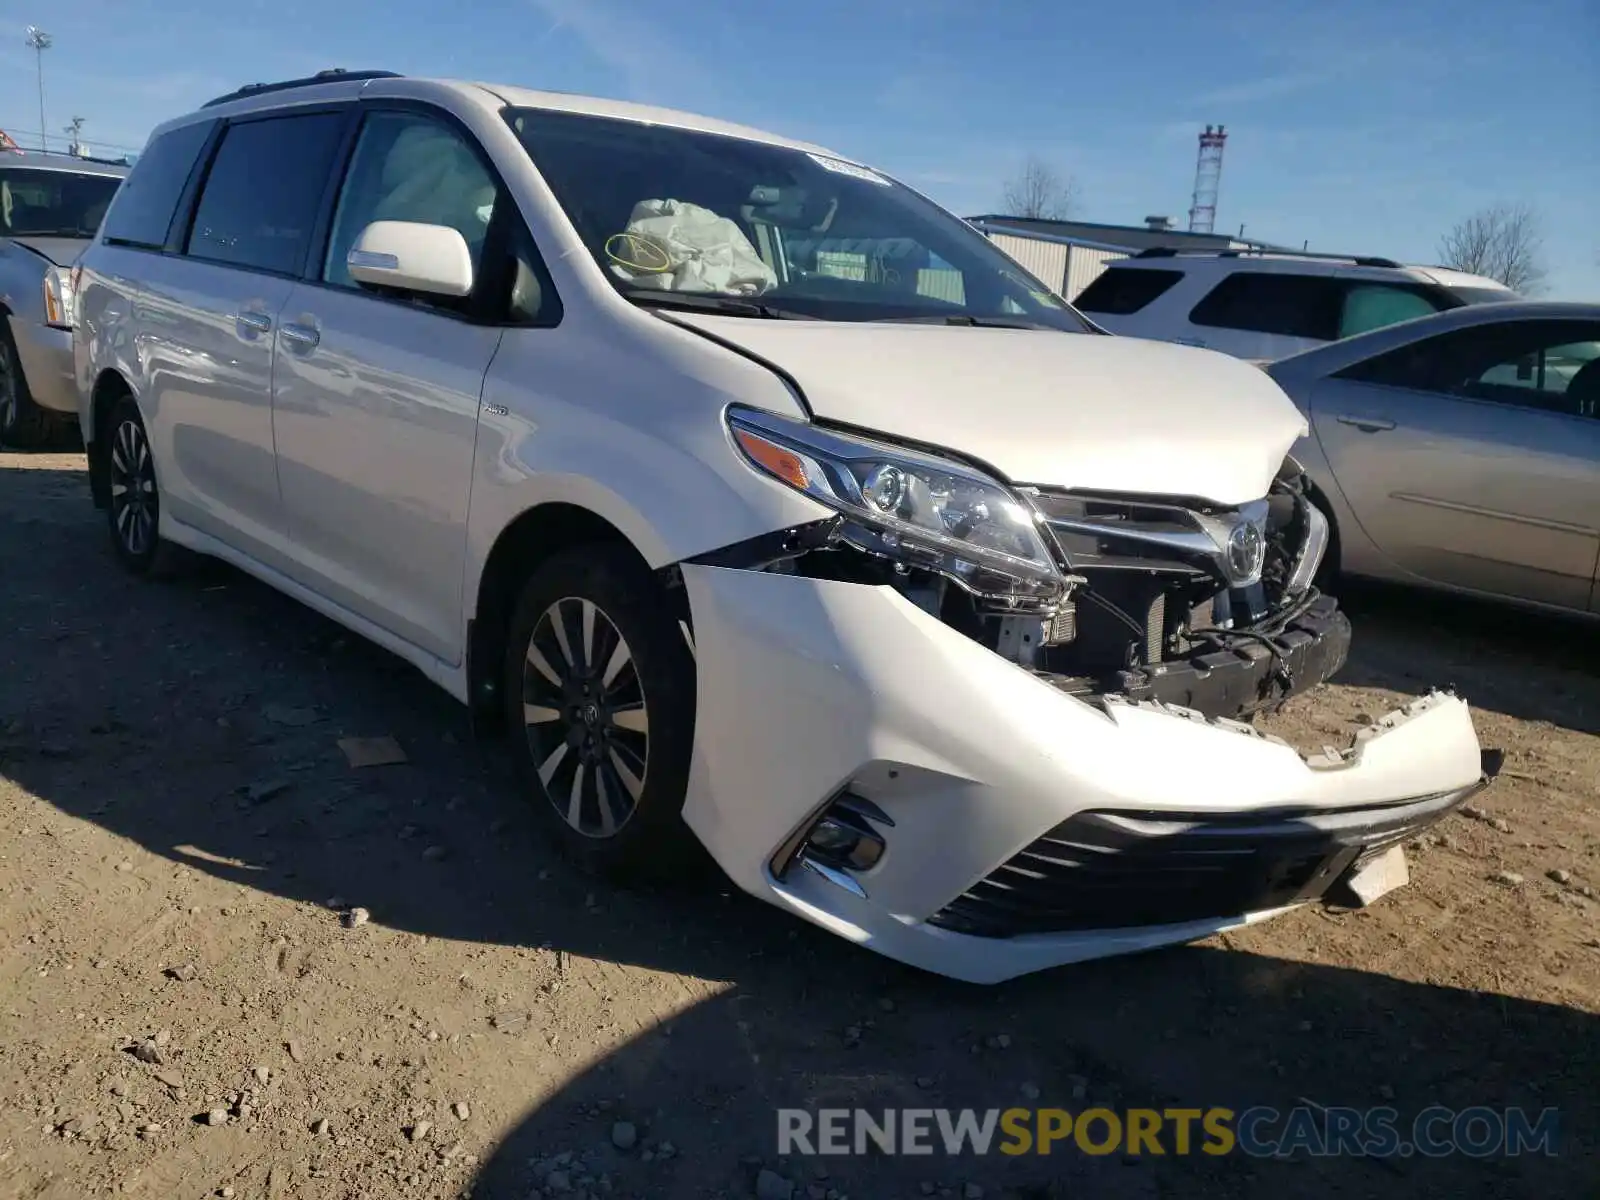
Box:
(2, 0), (1594, 296)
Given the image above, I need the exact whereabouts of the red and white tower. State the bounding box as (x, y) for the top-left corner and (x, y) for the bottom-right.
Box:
(1187, 124), (1227, 235)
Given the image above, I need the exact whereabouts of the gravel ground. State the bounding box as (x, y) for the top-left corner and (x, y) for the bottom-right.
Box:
(1, 449), (1596, 1200)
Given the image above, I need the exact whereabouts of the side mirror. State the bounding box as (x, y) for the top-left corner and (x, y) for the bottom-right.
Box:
(347, 220), (473, 298)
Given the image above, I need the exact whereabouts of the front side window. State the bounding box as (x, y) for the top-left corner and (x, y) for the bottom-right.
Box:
(0, 168), (121, 237)
(323, 112), (498, 293)
(1188, 273), (1340, 340)
(186, 112), (346, 275)
(508, 108), (1088, 330)
(1337, 283), (1445, 339)
(1339, 320), (1600, 418)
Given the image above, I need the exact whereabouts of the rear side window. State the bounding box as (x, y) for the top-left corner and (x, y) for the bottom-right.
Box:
(100, 121), (214, 249)
(1189, 273), (1340, 341)
(1072, 267), (1182, 315)
(186, 112), (347, 275)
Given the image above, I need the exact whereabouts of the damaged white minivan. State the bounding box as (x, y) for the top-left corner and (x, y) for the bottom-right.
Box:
(74, 72), (1497, 983)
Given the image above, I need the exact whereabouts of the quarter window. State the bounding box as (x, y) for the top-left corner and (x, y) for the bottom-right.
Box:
(101, 121), (214, 249)
(322, 112), (497, 296)
(1072, 267), (1183, 315)
(185, 113), (347, 275)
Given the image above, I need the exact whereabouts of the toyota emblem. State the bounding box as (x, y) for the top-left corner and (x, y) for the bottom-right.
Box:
(1226, 521), (1266, 584)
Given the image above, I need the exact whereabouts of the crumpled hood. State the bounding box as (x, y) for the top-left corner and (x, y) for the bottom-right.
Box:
(7, 235), (90, 265)
(668, 314), (1309, 505)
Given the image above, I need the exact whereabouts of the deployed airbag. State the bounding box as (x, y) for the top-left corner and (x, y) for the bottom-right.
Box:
(607, 199), (777, 295)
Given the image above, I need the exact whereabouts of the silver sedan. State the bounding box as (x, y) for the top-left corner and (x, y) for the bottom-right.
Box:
(1266, 301), (1600, 616)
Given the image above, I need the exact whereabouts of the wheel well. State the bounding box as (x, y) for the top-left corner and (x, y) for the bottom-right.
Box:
(467, 503), (649, 736)
(87, 370), (132, 509)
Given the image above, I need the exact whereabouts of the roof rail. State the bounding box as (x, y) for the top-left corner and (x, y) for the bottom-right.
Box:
(202, 68), (402, 109)
(1133, 246), (1403, 269)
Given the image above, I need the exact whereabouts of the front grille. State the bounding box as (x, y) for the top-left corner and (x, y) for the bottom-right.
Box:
(927, 787), (1477, 939)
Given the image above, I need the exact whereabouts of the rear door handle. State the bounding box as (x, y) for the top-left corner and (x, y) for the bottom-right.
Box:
(1335, 415), (1396, 433)
(280, 323), (321, 352)
(235, 310), (273, 338)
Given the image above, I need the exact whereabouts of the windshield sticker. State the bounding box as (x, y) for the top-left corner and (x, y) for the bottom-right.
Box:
(807, 153), (891, 186)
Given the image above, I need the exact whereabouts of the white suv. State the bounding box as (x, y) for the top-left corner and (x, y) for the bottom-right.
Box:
(1074, 249), (1517, 361)
(73, 70), (1491, 982)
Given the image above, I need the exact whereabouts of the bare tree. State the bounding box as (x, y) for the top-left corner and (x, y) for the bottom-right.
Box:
(1001, 156), (1079, 221)
(1437, 203), (1547, 294)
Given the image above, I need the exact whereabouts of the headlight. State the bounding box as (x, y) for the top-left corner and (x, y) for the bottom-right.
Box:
(726, 407), (1065, 605)
(42, 267), (75, 329)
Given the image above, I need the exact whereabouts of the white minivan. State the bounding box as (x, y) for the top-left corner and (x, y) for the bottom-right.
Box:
(73, 70), (1493, 982)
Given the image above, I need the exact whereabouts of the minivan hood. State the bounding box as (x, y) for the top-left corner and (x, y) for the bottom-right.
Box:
(7, 235), (89, 265)
(667, 314), (1309, 505)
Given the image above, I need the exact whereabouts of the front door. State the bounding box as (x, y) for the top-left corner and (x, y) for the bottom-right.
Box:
(1311, 317), (1600, 611)
(270, 108), (508, 664)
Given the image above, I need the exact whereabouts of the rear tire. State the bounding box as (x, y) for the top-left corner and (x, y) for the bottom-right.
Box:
(0, 320), (72, 450)
(104, 393), (179, 577)
(503, 545), (699, 879)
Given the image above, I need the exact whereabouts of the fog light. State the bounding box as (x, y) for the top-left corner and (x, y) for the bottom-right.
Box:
(780, 792), (893, 896)
(806, 813), (885, 871)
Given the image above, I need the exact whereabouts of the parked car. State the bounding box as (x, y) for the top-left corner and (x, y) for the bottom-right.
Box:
(1266, 301), (1600, 616)
(73, 70), (1491, 982)
(0, 149), (127, 447)
(1073, 248), (1517, 361)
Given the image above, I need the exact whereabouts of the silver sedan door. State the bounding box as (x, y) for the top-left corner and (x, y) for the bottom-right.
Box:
(1309, 317), (1600, 612)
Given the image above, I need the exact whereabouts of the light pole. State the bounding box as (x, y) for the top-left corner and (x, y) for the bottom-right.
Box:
(25, 26), (51, 153)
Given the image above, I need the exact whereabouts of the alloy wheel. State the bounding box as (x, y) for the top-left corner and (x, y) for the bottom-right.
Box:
(109, 416), (158, 557)
(521, 596), (650, 838)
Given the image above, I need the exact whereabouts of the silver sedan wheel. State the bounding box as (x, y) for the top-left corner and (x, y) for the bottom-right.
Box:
(109, 416), (157, 557)
(521, 596), (650, 839)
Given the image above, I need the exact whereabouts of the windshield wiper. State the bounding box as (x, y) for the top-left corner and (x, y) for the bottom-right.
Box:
(626, 291), (813, 320)
(868, 313), (1062, 331)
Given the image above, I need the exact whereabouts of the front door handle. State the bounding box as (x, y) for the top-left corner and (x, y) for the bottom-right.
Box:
(1335, 414), (1396, 433)
(235, 310), (273, 338)
(280, 323), (321, 352)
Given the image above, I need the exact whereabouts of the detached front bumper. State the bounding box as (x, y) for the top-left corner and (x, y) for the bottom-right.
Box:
(681, 565), (1489, 984)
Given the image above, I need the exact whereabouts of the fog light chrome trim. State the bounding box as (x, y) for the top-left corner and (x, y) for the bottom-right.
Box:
(773, 791), (893, 897)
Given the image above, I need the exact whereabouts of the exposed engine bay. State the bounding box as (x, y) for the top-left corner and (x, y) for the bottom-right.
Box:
(691, 451), (1344, 721)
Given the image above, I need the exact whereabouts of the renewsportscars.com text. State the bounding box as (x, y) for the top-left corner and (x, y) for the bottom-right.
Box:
(776, 1105), (1559, 1159)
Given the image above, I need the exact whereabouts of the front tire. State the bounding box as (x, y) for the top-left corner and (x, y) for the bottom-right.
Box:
(503, 545), (698, 877)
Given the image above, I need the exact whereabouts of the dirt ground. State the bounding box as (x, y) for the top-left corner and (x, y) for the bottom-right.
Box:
(1, 448), (1596, 1200)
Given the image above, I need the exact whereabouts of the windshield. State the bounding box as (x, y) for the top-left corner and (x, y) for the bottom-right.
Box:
(509, 109), (1089, 330)
(0, 167), (122, 237)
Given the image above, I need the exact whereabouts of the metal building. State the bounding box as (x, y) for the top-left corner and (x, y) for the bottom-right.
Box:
(966, 215), (1270, 301)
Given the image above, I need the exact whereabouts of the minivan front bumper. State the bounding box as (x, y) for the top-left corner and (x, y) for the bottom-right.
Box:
(680, 564), (1488, 984)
